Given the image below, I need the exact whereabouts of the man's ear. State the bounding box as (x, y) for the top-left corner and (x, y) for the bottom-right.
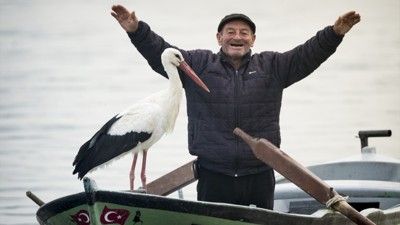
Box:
(216, 32), (222, 46)
(250, 34), (256, 47)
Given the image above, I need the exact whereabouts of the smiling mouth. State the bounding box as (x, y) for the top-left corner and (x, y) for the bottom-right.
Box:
(230, 43), (244, 47)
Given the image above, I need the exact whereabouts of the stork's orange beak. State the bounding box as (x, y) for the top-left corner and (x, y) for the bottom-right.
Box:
(179, 61), (210, 93)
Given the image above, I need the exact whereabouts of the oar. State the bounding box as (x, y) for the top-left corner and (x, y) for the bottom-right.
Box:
(233, 127), (376, 225)
(26, 191), (45, 206)
(145, 159), (197, 196)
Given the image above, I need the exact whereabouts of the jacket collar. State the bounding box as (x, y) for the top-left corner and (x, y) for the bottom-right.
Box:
(218, 49), (252, 69)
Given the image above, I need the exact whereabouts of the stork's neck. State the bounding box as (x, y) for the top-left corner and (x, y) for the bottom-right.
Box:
(163, 63), (184, 133)
(164, 63), (183, 96)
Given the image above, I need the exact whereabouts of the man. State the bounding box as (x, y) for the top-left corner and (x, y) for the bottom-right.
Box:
(111, 5), (360, 209)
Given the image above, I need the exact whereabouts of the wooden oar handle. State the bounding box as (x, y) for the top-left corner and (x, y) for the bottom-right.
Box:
(233, 127), (376, 225)
(233, 128), (332, 202)
(146, 159), (197, 196)
(26, 191), (44, 206)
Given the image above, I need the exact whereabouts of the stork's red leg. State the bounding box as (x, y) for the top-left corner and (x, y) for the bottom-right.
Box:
(130, 153), (139, 190)
(141, 150), (148, 189)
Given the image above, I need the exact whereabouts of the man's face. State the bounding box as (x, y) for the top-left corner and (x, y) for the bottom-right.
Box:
(217, 20), (256, 61)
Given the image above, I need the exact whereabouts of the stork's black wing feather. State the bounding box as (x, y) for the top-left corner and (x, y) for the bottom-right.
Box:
(72, 115), (152, 179)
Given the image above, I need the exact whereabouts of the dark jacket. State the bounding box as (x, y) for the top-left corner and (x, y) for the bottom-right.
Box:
(128, 21), (343, 177)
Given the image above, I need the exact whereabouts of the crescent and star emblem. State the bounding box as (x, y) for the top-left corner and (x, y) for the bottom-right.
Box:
(78, 212), (90, 223)
(104, 210), (123, 222)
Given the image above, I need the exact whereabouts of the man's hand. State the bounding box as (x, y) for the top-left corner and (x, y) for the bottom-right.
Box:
(333, 11), (361, 36)
(111, 5), (139, 33)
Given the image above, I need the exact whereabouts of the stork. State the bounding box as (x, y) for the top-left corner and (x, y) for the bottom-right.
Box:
(72, 48), (210, 190)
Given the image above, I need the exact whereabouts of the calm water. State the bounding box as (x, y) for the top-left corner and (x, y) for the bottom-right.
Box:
(0, 0), (399, 224)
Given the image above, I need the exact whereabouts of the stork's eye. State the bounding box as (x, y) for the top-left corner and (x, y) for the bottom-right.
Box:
(174, 54), (182, 61)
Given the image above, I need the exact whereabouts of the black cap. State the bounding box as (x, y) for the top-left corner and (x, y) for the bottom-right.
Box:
(217, 13), (256, 34)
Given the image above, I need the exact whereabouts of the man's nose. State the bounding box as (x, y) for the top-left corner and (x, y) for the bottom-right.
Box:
(233, 32), (241, 39)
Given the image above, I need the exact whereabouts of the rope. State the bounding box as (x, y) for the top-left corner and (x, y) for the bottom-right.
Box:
(326, 194), (349, 209)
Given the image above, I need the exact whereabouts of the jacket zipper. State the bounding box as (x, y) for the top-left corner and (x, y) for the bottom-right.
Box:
(234, 70), (240, 177)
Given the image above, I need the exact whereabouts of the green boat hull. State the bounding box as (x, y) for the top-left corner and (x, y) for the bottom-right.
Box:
(36, 178), (399, 225)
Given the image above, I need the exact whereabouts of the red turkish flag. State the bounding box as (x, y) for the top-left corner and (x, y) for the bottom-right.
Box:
(100, 205), (130, 225)
(70, 210), (90, 225)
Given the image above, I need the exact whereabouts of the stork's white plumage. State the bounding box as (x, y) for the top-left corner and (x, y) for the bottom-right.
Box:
(72, 48), (209, 190)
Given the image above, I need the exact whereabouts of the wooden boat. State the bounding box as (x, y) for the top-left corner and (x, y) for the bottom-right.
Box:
(29, 130), (400, 225)
(33, 178), (398, 225)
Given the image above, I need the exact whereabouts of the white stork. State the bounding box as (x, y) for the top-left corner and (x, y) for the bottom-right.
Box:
(72, 48), (209, 190)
